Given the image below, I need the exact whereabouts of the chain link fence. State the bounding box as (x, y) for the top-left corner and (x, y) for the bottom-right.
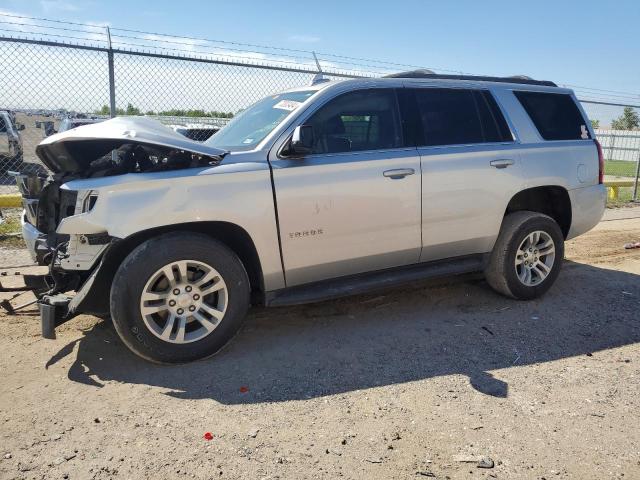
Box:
(0, 36), (360, 196)
(1, 22), (639, 211)
(581, 101), (640, 203)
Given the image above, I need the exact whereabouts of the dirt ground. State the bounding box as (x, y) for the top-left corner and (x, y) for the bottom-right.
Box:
(0, 214), (639, 480)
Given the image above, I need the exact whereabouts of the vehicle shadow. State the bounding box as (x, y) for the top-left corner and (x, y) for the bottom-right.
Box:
(47, 260), (640, 403)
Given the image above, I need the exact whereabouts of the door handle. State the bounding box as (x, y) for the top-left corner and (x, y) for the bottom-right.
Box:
(490, 159), (515, 169)
(383, 168), (415, 179)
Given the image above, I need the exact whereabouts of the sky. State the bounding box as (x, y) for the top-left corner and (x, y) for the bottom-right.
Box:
(1, 0), (639, 106)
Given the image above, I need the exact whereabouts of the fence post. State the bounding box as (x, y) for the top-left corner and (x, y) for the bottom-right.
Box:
(106, 27), (116, 118)
(608, 133), (616, 161)
(633, 150), (640, 202)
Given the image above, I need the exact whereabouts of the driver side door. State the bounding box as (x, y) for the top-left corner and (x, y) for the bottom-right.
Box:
(269, 88), (422, 287)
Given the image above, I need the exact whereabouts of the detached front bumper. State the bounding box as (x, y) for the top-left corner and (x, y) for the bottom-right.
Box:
(39, 294), (72, 339)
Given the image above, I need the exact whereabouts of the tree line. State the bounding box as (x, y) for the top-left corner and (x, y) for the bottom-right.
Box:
(95, 103), (234, 118)
(591, 106), (639, 130)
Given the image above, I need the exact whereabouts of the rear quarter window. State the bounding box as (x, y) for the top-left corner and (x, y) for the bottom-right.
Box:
(514, 91), (590, 141)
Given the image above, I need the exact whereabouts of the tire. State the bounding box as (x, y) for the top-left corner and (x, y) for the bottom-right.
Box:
(110, 232), (250, 364)
(485, 211), (564, 300)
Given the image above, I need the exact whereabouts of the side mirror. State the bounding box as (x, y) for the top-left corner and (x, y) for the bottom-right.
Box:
(290, 125), (314, 156)
(17, 123), (25, 131)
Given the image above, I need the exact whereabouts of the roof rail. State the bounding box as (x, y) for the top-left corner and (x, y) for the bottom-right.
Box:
(383, 70), (557, 87)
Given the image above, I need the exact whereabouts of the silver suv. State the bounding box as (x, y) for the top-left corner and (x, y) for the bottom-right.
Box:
(15, 72), (606, 363)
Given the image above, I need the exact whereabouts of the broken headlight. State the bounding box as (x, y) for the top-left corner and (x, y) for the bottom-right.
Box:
(76, 190), (99, 214)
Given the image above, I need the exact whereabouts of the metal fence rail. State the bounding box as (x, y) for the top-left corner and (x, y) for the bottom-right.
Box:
(1, 22), (639, 206)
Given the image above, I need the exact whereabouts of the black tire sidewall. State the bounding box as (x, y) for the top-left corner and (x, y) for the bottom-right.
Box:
(503, 216), (564, 300)
(110, 233), (250, 364)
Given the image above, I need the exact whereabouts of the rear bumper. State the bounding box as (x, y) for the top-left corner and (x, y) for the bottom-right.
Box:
(567, 184), (606, 240)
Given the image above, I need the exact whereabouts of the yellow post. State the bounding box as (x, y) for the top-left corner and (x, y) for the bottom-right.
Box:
(0, 194), (22, 208)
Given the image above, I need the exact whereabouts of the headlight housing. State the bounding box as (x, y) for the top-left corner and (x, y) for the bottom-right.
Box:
(75, 190), (99, 214)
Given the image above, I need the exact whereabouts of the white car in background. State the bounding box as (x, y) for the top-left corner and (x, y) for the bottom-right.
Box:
(168, 123), (220, 142)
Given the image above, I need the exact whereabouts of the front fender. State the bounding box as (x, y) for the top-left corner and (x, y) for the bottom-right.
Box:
(57, 163), (285, 290)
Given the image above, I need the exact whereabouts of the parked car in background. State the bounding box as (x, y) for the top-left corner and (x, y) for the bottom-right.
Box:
(169, 123), (220, 141)
(0, 110), (24, 174)
(15, 72), (606, 363)
(57, 117), (104, 134)
(35, 117), (105, 139)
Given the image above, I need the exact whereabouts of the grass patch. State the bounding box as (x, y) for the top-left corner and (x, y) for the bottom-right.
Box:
(0, 235), (25, 249)
(0, 216), (21, 236)
(604, 160), (638, 178)
(606, 186), (637, 208)
(0, 212), (25, 248)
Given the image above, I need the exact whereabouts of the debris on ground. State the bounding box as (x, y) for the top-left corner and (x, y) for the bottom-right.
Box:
(453, 455), (495, 468)
(477, 456), (495, 468)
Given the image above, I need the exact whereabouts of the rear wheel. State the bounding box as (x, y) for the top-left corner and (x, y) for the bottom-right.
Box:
(485, 211), (564, 300)
(110, 232), (250, 363)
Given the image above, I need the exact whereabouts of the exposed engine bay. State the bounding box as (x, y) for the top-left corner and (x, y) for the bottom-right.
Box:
(10, 117), (228, 332)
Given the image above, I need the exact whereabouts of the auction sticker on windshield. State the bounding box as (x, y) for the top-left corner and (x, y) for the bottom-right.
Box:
(273, 99), (301, 111)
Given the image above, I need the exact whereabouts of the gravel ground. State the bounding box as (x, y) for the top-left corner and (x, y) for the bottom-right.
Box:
(0, 216), (639, 480)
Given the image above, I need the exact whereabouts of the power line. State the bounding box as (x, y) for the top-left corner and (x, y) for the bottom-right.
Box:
(562, 83), (639, 97)
(0, 11), (638, 99)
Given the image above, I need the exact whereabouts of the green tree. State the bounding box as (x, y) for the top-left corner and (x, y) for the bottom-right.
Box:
(590, 119), (600, 129)
(125, 103), (141, 116)
(611, 107), (640, 130)
(95, 104), (111, 115)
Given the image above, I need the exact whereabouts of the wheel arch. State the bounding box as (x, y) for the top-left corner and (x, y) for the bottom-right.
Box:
(504, 186), (572, 238)
(74, 221), (265, 317)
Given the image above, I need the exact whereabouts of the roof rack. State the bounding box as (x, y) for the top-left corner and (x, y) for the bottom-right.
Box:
(383, 70), (557, 87)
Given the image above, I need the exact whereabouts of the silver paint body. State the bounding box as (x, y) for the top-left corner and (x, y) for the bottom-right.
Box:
(27, 78), (606, 293)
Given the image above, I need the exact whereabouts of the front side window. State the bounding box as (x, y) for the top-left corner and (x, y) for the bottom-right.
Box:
(206, 90), (316, 151)
(513, 91), (590, 141)
(411, 88), (512, 147)
(305, 89), (402, 154)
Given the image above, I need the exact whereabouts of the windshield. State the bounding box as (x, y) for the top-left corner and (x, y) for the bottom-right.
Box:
(206, 90), (316, 151)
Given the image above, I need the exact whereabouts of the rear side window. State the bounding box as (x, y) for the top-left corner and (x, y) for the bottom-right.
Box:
(476, 90), (513, 143)
(411, 88), (512, 147)
(514, 91), (590, 140)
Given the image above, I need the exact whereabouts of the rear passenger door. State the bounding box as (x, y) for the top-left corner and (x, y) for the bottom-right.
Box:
(401, 87), (524, 262)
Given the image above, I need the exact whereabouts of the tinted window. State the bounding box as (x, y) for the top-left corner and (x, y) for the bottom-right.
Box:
(0, 117), (5, 133)
(306, 89), (401, 154)
(412, 88), (512, 147)
(476, 90), (513, 142)
(514, 91), (590, 140)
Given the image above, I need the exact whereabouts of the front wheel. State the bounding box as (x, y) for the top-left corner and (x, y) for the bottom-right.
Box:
(110, 232), (250, 363)
(485, 211), (564, 300)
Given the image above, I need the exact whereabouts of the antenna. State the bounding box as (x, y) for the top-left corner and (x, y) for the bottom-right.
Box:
(310, 51), (331, 85)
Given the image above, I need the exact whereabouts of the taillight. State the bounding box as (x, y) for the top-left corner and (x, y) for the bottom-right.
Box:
(594, 139), (604, 184)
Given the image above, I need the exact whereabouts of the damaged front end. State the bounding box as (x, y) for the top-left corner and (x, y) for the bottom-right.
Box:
(12, 117), (227, 338)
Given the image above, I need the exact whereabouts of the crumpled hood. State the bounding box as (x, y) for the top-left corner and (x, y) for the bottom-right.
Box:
(36, 116), (228, 174)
